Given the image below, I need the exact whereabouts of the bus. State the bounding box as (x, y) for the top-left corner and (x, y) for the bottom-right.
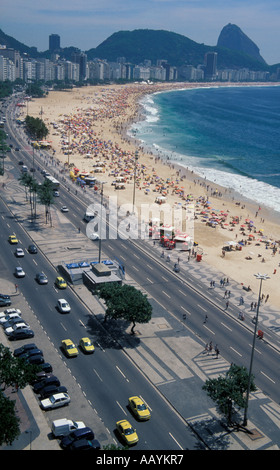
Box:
(45, 175), (60, 189)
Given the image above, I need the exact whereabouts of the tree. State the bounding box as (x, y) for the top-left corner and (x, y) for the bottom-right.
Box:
(25, 115), (48, 140)
(202, 363), (257, 426)
(37, 178), (54, 225)
(0, 344), (40, 446)
(96, 283), (152, 334)
(18, 172), (38, 219)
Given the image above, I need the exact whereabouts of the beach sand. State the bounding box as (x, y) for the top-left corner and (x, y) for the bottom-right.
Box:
(25, 82), (280, 309)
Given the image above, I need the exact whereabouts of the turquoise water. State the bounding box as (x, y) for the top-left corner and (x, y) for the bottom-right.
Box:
(130, 86), (280, 213)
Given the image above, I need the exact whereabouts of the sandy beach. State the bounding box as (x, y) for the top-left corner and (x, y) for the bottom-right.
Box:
(26, 82), (280, 309)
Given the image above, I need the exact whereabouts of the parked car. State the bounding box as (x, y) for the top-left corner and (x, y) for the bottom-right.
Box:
(60, 427), (95, 449)
(15, 266), (25, 278)
(5, 323), (30, 336)
(2, 317), (25, 329)
(40, 385), (67, 399)
(35, 272), (48, 284)
(68, 438), (101, 450)
(51, 418), (86, 438)
(25, 354), (44, 365)
(8, 329), (34, 341)
(15, 248), (24, 257)
(33, 376), (60, 394)
(0, 298), (11, 307)
(13, 343), (37, 357)
(0, 294), (11, 307)
(0, 313), (22, 325)
(28, 244), (37, 254)
(18, 348), (43, 360)
(55, 276), (67, 289)
(1, 308), (21, 316)
(39, 362), (53, 373)
(40, 393), (70, 410)
(32, 372), (54, 384)
(57, 299), (71, 313)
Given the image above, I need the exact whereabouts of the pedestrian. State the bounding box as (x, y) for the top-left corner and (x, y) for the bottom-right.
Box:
(204, 315), (208, 323)
(225, 300), (229, 309)
(227, 290), (231, 298)
(250, 302), (254, 311)
(215, 348), (220, 359)
(265, 294), (269, 303)
(204, 343), (209, 353)
(224, 290), (228, 298)
(15, 284), (18, 293)
(239, 296), (244, 305)
(209, 341), (213, 353)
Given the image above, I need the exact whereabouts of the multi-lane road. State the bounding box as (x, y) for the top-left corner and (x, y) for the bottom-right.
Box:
(2, 94), (280, 449)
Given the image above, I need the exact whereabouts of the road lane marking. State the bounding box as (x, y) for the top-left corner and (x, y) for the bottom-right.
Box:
(230, 346), (242, 357)
(180, 306), (191, 315)
(162, 290), (171, 298)
(260, 371), (275, 383)
(197, 304), (207, 312)
(221, 322), (232, 331)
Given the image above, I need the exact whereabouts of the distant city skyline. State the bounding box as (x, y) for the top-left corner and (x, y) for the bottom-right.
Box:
(2, 1), (280, 65)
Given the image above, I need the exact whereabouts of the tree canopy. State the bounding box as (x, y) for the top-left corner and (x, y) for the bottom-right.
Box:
(96, 283), (152, 334)
(202, 363), (256, 425)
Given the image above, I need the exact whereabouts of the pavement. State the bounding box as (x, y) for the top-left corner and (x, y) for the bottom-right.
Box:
(1, 151), (280, 451)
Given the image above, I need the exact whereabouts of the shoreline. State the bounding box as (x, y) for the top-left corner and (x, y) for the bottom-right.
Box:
(25, 82), (280, 309)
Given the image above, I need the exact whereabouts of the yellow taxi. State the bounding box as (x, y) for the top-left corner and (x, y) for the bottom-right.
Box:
(55, 276), (67, 289)
(9, 234), (18, 244)
(61, 339), (78, 357)
(128, 396), (151, 420)
(116, 419), (139, 446)
(79, 337), (95, 354)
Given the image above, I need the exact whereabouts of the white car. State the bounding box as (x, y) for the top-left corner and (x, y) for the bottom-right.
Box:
(57, 299), (71, 313)
(15, 248), (25, 257)
(2, 308), (21, 316)
(0, 313), (22, 325)
(5, 322), (30, 336)
(15, 266), (25, 278)
(40, 392), (70, 410)
(61, 206), (69, 212)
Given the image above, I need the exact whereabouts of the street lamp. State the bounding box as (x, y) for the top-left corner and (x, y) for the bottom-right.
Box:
(243, 273), (270, 426)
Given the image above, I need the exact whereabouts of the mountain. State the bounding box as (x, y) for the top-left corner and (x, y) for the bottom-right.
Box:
(86, 29), (268, 70)
(0, 26), (272, 71)
(0, 28), (39, 57)
(217, 23), (266, 64)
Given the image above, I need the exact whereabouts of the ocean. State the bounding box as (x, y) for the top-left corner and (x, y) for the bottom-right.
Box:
(129, 85), (280, 215)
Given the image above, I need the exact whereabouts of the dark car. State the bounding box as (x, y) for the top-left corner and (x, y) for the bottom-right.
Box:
(32, 372), (54, 384)
(39, 362), (53, 373)
(14, 343), (37, 357)
(40, 385), (67, 399)
(33, 376), (60, 393)
(68, 438), (101, 450)
(8, 329), (34, 341)
(26, 354), (44, 365)
(60, 427), (95, 449)
(35, 272), (48, 284)
(28, 244), (37, 254)
(18, 348), (43, 360)
(0, 294), (11, 307)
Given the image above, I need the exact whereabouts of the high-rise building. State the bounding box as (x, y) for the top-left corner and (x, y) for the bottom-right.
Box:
(205, 52), (218, 80)
(71, 51), (87, 80)
(49, 34), (60, 52)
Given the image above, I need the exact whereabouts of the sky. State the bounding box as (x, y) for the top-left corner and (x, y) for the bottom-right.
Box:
(1, 0), (280, 65)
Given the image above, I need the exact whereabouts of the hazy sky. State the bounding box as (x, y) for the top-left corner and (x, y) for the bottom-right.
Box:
(1, 0), (279, 65)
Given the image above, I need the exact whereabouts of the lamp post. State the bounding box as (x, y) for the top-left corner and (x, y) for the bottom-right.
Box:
(243, 273), (269, 426)
(132, 150), (139, 214)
